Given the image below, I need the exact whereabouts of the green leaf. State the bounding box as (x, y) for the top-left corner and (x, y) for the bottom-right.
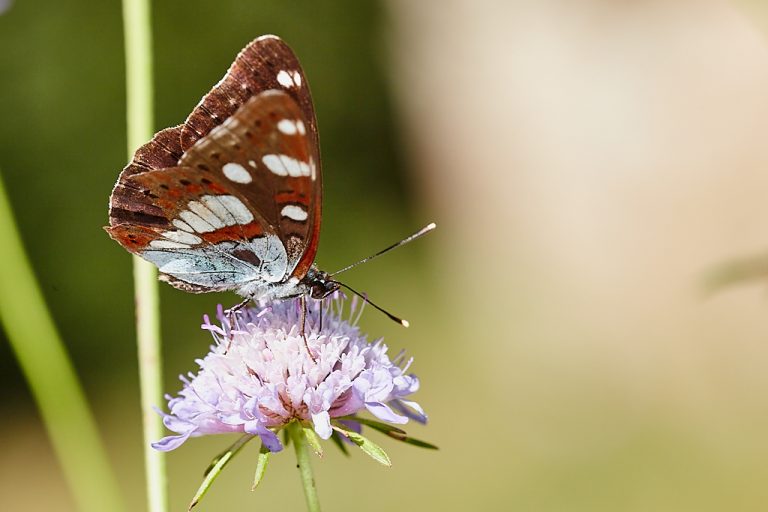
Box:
(351, 417), (407, 436)
(189, 434), (254, 510)
(303, 426), (323, 457)
(251, 443), (271, 491)
(330, 431), (350, 456)
(394, 436), (439, 450)
(338, 417), (439, 450)
(332, 426), (391, 467)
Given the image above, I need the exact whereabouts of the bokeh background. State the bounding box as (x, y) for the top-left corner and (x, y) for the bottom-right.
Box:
(3, 0), (768, 510)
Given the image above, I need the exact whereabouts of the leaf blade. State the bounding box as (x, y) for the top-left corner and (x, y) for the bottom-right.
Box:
(332, 426), (391, 467)
(251, 443), (271, 490)
(189, 434), (254, 510)
(330, 431), (350, 456)
(303, 426), (324, 457)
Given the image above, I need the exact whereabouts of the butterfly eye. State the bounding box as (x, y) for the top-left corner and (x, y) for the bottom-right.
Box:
(310, 283), (326, 299)
(311, 281), (339, 299)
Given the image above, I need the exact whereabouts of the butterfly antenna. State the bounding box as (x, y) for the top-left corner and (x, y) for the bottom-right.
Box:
(334, 282), (410, 328)
(330, 222), (436, 277)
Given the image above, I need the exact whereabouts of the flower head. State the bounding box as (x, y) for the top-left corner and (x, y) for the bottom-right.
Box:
(153, 294), (426, 453)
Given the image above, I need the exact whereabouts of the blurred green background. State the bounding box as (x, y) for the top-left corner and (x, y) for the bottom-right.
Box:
(5, 0), (768, 511)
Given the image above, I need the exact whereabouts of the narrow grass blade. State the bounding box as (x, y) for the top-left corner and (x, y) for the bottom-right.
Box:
(0, 172), (126, 512)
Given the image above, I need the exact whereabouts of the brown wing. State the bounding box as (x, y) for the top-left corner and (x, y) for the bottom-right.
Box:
(108, 126), (183, 229)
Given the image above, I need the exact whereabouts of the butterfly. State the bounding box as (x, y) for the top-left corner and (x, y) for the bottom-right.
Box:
(106, 35), (434, 324)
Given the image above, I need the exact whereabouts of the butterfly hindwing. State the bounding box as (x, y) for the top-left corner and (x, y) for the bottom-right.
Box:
(107, 167), (292, 294)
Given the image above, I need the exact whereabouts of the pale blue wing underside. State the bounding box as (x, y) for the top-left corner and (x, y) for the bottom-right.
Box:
(143, 234), (288, 292)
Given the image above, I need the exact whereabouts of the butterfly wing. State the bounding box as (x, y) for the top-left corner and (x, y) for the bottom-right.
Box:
(107, 35), (322, 297)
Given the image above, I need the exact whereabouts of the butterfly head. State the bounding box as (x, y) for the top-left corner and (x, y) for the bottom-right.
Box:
(304, 267), (340, 300)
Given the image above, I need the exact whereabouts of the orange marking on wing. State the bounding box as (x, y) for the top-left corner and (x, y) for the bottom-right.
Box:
(275, 191), (309, 205)
(205, 181), (228, 194)
(201, 222), (264, 244)
(105, 225), (158, 254)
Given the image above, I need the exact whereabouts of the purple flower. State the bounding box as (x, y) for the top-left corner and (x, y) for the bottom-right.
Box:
(153, 294), (426, 453)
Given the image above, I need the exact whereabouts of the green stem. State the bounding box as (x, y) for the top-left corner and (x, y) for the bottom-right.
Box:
(121, 1), (166, 512)
(288, 422), (322, 512)
(0, 172), (125, 512)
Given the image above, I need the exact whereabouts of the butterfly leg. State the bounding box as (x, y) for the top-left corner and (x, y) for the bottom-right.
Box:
(300, 295), (317, 363)
(318, 298), (323, 332)
(224, 295), (253, 352)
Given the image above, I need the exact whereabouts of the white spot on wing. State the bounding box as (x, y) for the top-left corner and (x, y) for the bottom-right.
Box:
(262, 154), (311, 178)
(149, 240), (191, 249)
(248, 160), (257, 168)
(293, 71), (302, 87)
(217, 195), (254, 224)
(200, 195), (236, 226)
(296, 121), (306, 135)
(279, 155), (302, 176)
(161, 230), (202, 245)
(277, 70), (293, 88)
(277, 119), (298, 135)
(281, 204), (308, 222)
(262, 154), (287, 176)
(222, 162), (252, 184)
(179, 211), (215, 233)
(173, 219), (194, 232)
(188, 201), (225, 228)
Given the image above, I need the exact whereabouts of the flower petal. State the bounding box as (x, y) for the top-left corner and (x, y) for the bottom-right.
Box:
(392, 399), (428, 424)
(365, 401), (408, 424)
(257, 427), (283, 453)
(151, 427), (197, 451)
(311, 411), (332, 439)
(245, 420), (283, 452)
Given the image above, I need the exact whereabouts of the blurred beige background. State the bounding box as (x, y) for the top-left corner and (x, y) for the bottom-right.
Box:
(4, 1), (768, 511)
(387, 0), (768, 509)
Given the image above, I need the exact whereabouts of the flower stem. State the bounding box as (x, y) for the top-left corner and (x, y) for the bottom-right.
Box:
(121, 1), (166, 512)
(0, 172), (125, 512)
(288, 422), (322, 512)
